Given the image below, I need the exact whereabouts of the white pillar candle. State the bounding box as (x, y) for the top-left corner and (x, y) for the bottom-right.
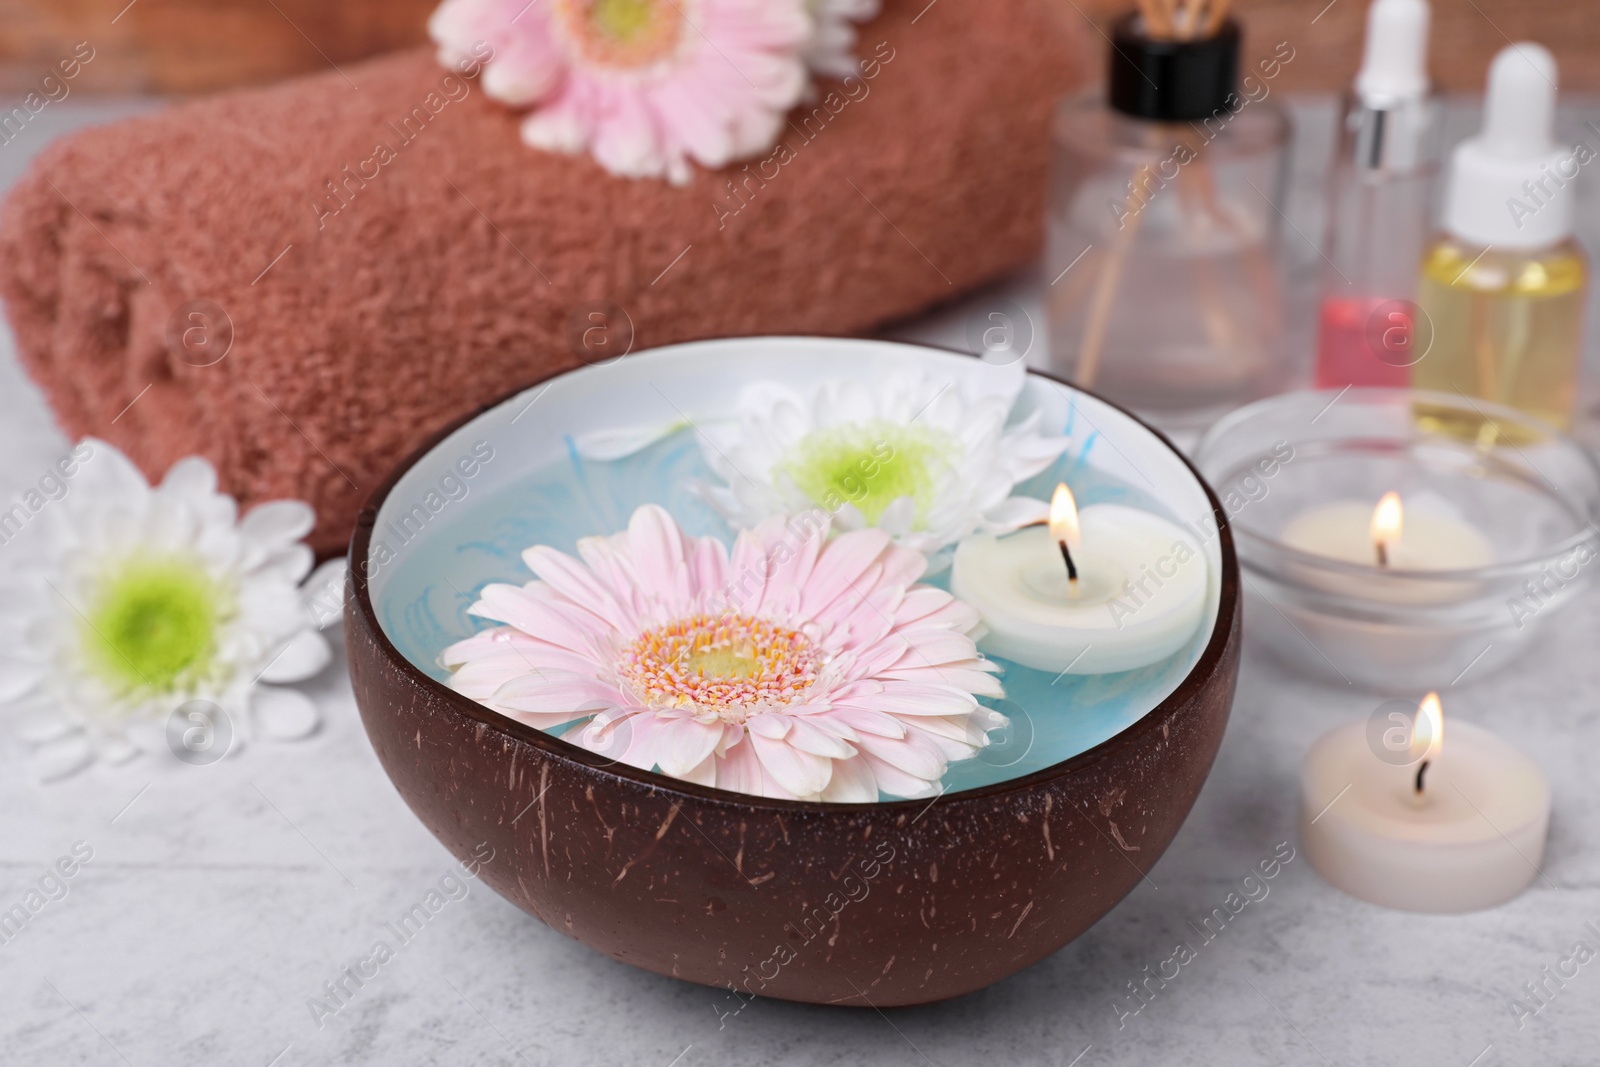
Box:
(1301, 694), (1550, 913)
(950, 484), (1207, 675)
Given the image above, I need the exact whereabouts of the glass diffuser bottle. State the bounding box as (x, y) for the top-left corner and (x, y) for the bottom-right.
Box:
(1044, 0), (1291, 439)
(1313, 0), (1441, 389)
(1413, 43), (1587, 435)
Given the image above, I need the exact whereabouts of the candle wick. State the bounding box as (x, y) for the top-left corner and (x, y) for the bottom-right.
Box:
(1414, 758), (1429, 795)
(1058, 540), (1081, 599)
(1376, 540), (1389, 568)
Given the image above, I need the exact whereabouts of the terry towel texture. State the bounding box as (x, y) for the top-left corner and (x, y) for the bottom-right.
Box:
(0, 0), (1081, 554)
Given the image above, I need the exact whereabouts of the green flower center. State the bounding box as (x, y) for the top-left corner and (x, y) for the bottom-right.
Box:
(783, 421), (952, 526)
(558, 0), (681, 67)
(84, 558), (221, 694)
(592, 0), (656, 40)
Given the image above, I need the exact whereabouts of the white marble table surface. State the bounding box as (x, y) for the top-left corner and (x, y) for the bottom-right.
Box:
(2, 97), (1599, 1067)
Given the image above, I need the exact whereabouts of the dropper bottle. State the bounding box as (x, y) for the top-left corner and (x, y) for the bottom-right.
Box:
(1313, 0), (1440, 388)
(1412, 43), (1587, 433)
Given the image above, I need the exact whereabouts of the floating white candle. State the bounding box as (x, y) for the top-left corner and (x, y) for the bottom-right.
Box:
(1301, 692), (1551, 913)
(950, 483), (1207, 675)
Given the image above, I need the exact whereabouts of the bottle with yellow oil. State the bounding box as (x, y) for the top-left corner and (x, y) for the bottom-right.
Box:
(1413, 42), (1587, 438)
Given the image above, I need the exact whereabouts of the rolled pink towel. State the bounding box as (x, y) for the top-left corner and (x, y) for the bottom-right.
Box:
(0, 0), (1082, 555)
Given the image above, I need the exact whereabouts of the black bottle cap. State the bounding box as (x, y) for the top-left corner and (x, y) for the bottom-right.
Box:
(1108, 13), (1240, 122)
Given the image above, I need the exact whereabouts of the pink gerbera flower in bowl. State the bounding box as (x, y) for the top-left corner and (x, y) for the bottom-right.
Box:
(442, 504), (1005, 800)
(430, 0), (813, 184)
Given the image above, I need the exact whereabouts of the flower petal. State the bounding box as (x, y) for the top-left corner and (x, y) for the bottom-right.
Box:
(472, 581), (617, 653)
(29, 734), (94, 783)
(15, 711), (74, 744)
(783, 716), (857, 760)
(253, 543), (315, 586)
(856, 730), (946, 782)
(252, 686), (321, 741)
(302, 558), (349, 630)
(574, 421), (685, 461)
(842, 682), (979, 718)
(859, 752), (939, 799)
(69, 438), (151, 505)
(240, 500), (316, 548)
(818, 754), (878, 803)
(258, 629), (332, 684)
(713, 734), (768, 797)
(799, 528), (892, 618)
(624, 503), (692, 602)
(518, 549), (627, 625)
(159, 455), (218, 498)
(492, 671), (622, 716)
(746, 714), (791, 740)
(100, 736), (141, 765)
(982, 494), (1050, 531)
(679, 752), (718, 788)
(750, 732), (834, 797)
(0, 654), (44, 702)
(826, 706), (908, 739)
(652, 717), (725, 777)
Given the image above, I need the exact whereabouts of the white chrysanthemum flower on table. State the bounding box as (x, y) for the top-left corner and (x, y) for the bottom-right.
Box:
(0, 439), (338, 781)
(444, 504), (1005, 801)
(693, 371), (1069, 568)
(429, 0), (814, 185)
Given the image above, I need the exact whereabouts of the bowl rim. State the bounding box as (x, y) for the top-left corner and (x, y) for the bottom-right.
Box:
(346, 336), (1241, 815)
(1194, 386), (1600, 583)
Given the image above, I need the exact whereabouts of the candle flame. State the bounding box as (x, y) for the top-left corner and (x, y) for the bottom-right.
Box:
(1410, 691), (1443, 763)
(1049, 483), (1082, 552)
(1371, 491), (1403, 559)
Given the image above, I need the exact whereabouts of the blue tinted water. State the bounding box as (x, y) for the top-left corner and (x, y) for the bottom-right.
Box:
(377, 429), (1207, 796)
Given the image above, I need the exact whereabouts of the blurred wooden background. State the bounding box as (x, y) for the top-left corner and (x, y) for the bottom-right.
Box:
(0, 0), (1596, 96)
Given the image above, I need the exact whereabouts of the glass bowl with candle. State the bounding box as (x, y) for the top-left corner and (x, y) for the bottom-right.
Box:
(1194, 387), (1600, 690)
(347, 336), (1242, 1005)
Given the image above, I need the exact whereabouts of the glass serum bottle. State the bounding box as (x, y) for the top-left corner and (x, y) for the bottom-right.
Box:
(1314, 0), (1440, 389)
(1413, 43), (1588, 434)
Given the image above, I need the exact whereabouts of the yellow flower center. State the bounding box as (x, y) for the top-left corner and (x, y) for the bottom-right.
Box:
(554, 0), (685, 69)
(618, 612), (820, 723)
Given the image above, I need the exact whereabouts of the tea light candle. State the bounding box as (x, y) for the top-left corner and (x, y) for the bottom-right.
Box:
(950, 484), (1207, 675)
(1281, 491), (1493, 570)
(1301, 693), (1551, 913)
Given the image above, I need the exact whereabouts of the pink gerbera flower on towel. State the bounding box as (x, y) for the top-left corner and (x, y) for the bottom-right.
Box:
(429, 0), (812, 184)
(443, 505), (1006, 801)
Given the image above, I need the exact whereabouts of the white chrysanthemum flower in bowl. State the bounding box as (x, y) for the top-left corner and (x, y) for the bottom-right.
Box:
(693, 372), (1069, 568)
(0, 439), (338, 781)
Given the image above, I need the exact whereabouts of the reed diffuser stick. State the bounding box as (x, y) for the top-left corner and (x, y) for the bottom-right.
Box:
(1076, 163), (1152, 389)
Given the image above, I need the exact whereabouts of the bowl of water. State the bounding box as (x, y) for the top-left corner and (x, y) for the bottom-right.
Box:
(345, 336), (1241, 1005)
